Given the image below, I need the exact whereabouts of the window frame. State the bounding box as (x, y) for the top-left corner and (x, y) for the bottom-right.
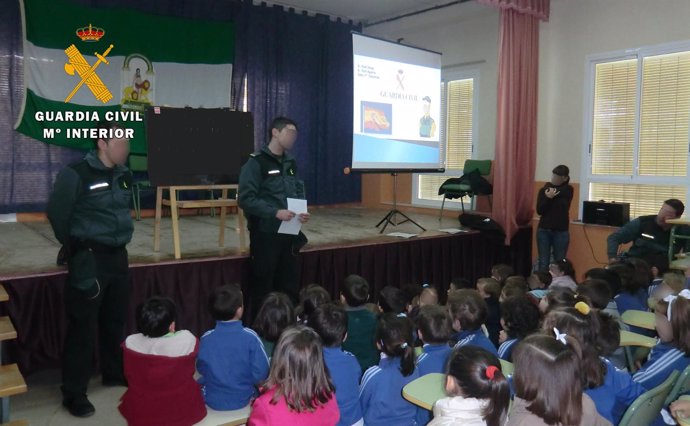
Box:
(412, 66), (480, 209)
(580, 39), (690, 219)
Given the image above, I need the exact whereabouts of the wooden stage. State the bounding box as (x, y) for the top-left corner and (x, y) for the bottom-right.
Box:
(0, 206), (531, 374)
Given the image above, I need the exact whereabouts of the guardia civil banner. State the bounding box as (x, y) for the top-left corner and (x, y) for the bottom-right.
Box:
(15, 0), (234, 153)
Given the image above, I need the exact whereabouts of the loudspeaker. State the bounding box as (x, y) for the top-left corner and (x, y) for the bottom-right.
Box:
(582, 201), (630, 227)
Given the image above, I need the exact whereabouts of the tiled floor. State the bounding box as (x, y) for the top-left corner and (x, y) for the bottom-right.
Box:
(12, 369), (251, 425)
(11, 370), (126, 426)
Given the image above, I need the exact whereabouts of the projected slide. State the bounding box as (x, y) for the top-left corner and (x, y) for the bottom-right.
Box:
(352, 33), (443, 171)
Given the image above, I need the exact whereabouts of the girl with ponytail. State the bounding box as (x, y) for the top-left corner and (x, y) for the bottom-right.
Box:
(542, 302), (643, 424)
(633, 290), (690, 390)
(429, 346), (510, 426)
(359, 313), (419, 425)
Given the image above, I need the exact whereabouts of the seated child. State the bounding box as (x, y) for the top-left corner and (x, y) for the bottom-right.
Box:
(340, 274), (379, 372)
(490, 264), (514, 286)
(119, 296), (206, 426)
(498, 296), (540, 362)
(308, 303), (363, 426)
(407, 284), (439, 322)
(577, 278), (628, 369)
(296, 283), (331, 324)
(542, 303), (644, 424)
(252, 291), (296, 358)
(360, 313), (420, 426)
(476, 278), (502, 347)
(548, 258), (578, 291)
(633, 290), (690, 390)
(499, 276), (529, 303)
(197, 285), (270, 410)
(420, 284), (439, 306)
(448, 289), (498, 356)
(415, 304), (453, 375)
(609, 262), (648, 314)
(538, 286), (577, 314)
(649, 272), (685, 306)
(449, 277), (474, 296)
(414, 304), (453, 424)
(429, 346), (510, 426)
(248, 326), (339, 425)
(508, 333), (611, 426)
(378, 285), (409, 315)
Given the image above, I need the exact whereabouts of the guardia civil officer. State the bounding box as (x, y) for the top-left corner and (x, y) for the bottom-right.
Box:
(47, 121), (133, 417)
(238, 117), (310, 316)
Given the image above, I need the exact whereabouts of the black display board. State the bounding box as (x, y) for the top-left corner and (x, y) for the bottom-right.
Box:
(145, 107), (254, 186)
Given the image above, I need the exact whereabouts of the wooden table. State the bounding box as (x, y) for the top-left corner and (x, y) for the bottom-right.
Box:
(621, 310), (656, 331)
(153, 185), (246, 260)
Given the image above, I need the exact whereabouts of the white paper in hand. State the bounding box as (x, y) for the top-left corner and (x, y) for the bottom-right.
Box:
(278, 198), (308, 235)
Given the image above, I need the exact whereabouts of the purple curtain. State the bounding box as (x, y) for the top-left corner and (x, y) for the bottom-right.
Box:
(1, 227), (532, 374)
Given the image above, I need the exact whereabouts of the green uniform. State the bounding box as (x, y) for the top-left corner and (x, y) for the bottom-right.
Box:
(47, 150), (133, 402)
(238, 145), (306, 313)
(342, 306), (379, 372)
(607, 215), (690, 269)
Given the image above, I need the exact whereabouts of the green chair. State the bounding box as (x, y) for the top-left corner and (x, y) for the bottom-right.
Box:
(437, 159), (492, 219)
(129, 154), (153, 221)
(665, 364), (690, 406)
(618, 370), (679, 426)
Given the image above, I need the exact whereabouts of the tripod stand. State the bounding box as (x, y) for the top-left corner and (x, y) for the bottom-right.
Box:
(376, 173), (426, 234)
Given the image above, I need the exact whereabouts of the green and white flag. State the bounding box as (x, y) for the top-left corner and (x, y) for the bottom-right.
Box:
(15, 0), (234, 153)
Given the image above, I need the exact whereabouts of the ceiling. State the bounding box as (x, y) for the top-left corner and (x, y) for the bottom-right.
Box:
(260, 0), (470, 25)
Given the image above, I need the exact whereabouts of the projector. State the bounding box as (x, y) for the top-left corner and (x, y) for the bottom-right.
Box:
(582, 201), (630, 227)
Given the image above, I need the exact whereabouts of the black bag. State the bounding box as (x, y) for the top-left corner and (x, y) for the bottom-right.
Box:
(461, 169), (492, 195)
(459, 213), (505, 243)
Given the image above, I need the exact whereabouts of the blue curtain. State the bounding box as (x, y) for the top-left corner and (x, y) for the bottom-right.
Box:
(0, 0), (84, 214)
(0, 0), (361, 212)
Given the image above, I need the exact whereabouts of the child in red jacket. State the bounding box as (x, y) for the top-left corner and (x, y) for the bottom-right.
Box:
(119, 296), (206, 426)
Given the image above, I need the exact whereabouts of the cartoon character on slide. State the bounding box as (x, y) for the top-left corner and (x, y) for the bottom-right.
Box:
(419, 96), (437, 138)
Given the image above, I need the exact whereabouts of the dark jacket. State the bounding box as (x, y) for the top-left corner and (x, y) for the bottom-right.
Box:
(536, 181), (573, 231)
(238, 145), (305, 233)
(607, 215), (690, 259)
(47, 151), (133, 247)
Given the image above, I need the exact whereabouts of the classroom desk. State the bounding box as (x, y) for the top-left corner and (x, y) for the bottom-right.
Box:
(620, 329), (657, 348)
(403, 360), (514, 411)
(402, 373), (445, 411)
(621, 310), (656, 331)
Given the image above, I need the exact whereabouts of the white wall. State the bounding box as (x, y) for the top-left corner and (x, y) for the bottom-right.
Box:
(538, 0), (690, 182)
(364, 0), (690, 184)
(363, 2), (500, 161)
